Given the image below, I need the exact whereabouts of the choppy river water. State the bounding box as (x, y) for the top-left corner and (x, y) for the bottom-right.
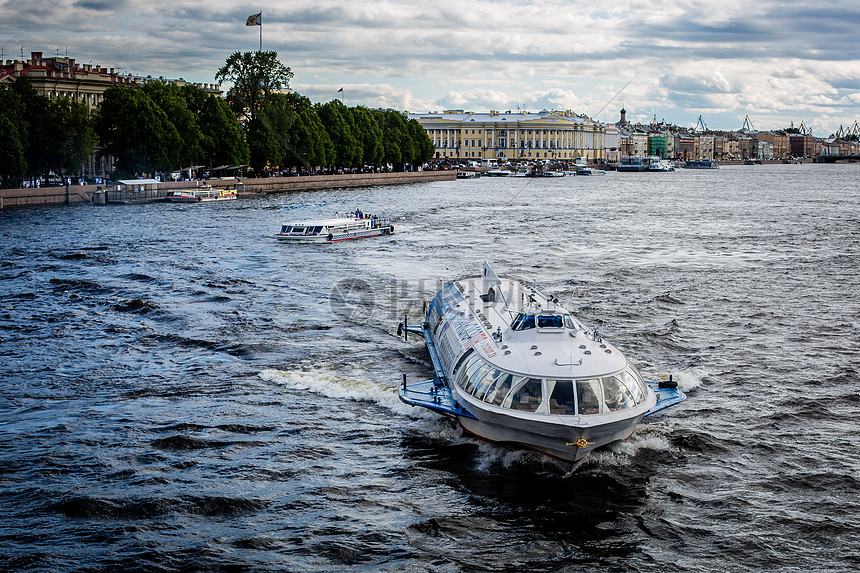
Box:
(1, 163), (858, 572)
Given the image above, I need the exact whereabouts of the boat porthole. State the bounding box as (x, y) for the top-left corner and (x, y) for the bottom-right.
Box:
(584, 350), (591, 355)
(534, 351), (542, 356)
(605, 349), (612, 353)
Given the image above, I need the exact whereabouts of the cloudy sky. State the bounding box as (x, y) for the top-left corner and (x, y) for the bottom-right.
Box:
(3, 0), (860, 136)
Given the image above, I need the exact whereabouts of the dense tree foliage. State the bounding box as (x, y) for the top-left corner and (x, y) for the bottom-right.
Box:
(96, 86), (182, 176)
(0, 77), (96, 186)
(95, 83), (249, 178)
(350, 106), (384, 167)
(317, 100), (360, 168)
(216, 51), (293, 122)
(280, 93), (333, 170)
(0, 87), (27, 186)
(1, 50), (435, 186)
(181, 84), (249, 168)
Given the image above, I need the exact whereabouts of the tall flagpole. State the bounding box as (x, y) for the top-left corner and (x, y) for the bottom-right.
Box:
(259, 11), (263, 52)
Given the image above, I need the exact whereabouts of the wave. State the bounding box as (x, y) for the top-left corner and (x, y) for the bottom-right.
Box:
(645, 365), (707, 393)
(259, 367), (433, 418)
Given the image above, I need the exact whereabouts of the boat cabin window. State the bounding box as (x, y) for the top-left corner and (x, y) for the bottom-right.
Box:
(471, 368), (503, 400)
(310, 226), (323, 235)
(463, 362), (494, 395)
(451, 348), (475, 378)
(547, 380), (576, 415)
(457, 355), (483, 388)
(602, 375), (637, 411)
(563, 315), (575, 329)
(484, 373), (518, 406)
(623, 366), (648, 406)
(576, 379), (603, 415)
(511, 313), (536, 331)
(504, 378), (543, 412)
(428, 306), (442, 335)
(290, 226), (307, 235)
(537, 315), (563, 329)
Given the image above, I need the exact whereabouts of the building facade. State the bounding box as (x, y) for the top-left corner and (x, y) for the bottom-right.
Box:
(0, 51), (221, 109)
(408, 110), (606, 163)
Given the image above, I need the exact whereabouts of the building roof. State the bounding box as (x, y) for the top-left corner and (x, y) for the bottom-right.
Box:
(408, 110), (598, 126)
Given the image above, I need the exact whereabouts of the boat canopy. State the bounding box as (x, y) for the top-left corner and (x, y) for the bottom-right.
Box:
(454, 351), (649, 416)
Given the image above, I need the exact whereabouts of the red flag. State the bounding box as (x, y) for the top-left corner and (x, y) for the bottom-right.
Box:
(337, 87), (343, 93)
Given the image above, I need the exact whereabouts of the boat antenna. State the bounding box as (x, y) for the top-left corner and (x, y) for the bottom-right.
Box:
(592, 69), (643, 119)
(504, 176), (535, 206)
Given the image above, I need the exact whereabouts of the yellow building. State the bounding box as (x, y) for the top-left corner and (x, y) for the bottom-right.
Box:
(408, 109), (605, 163)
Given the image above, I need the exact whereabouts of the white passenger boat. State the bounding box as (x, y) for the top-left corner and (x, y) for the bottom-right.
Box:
(165, 187), (237, 202)
(574, 166), (606, 176)
(274, 213), (393, 243)
(648, 159), (676, 172)
(485, 168), (513, 177)
(398, 262), (685, 466)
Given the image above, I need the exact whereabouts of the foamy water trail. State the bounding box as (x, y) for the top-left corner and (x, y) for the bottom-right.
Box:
(259, 367), (436, 419)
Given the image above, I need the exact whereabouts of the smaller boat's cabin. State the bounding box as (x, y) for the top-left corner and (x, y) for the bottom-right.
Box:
(279, 219), (370, 236)
(280, 224), (326, 237)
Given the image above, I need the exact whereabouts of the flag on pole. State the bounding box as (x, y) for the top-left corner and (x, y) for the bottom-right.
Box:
(337, 87), (343, 93)
(246, 12), (261, 26)
(482, 260), (502, 288)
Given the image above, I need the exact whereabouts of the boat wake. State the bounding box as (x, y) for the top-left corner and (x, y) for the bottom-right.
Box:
(645, 366), (706, 393)
(259, 367), (431, 418)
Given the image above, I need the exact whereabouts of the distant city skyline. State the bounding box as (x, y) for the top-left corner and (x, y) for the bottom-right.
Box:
(3, 0), (859, 137)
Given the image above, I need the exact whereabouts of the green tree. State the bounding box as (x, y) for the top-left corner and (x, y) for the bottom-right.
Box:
(375, 109), (408, 169)
(180, 85), (249, 169)
(10, 78), (52, 179)
(281, 93), (332, 170)
(409, 118), (435, 166)
(96, 86), (182, 177)
(45, 96), (97, 178)
(143, 82), (204, 169)
(246, 116), (281, 173)
(317, 100), (359, 168)
(0, 86), (27, 186)
(215, 51), (293, 122)
(349, 106), (384, 167)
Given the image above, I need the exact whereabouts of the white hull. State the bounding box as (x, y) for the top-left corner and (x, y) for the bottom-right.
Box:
(454, 386), (649, 463)
(275, 227), (391, 242)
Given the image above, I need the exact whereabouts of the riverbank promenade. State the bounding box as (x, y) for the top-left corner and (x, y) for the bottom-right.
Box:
(0, 170), (456, 209)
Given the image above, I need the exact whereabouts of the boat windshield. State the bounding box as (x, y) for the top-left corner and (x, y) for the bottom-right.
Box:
(513, 313), (573, 330)
(537, 315), (563, 328)
(456, 356), (650, 416)
(511, 313), (536, 330)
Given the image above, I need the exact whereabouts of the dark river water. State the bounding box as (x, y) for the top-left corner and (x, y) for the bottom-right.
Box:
(1, 164), (858, 572)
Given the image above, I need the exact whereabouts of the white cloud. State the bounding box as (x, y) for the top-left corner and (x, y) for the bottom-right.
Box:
(2, 0), (859, 135)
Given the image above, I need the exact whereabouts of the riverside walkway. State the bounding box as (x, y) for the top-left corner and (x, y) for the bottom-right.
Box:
(0, 170), (456, 209)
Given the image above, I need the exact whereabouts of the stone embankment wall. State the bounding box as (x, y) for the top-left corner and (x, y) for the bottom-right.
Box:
(0, 170), (456, 209)
(0, 185), (101, 209)
(239, 170), (454, 194)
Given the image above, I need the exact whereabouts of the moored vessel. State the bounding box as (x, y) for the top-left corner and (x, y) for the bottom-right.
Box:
(648, 159), (676, 172)
(682, 159), (719, 169)
(165, 187), (237, 202)
(398, 262), (685, 466)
